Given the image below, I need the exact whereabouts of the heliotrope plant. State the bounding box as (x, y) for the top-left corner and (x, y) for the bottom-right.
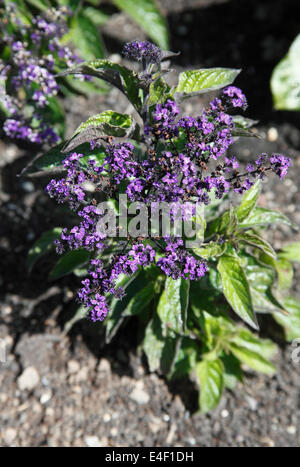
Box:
(28, 41), (300, 412)
(0, 1), (104, 145)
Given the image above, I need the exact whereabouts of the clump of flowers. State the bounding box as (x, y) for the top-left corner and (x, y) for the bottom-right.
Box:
(0, 2), (87, 145)
(44, 41), (291, 322)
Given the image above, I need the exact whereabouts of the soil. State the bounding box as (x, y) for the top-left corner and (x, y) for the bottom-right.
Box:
(0, 0), (299, 447)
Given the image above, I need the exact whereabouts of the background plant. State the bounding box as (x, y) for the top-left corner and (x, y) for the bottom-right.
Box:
(0, 0), (168, 145)
(271, 33), (300, 111)
(27, 41), (300, 413)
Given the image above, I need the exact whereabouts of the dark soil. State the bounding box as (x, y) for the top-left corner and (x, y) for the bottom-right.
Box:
(0, 0), (299, 447)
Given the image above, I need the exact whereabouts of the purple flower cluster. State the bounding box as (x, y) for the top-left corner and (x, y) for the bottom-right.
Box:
(157, 238), (208, 280)
(122, 41), (162, 65)
(77, 244), (156, 321)
(0, 4), (84, 145)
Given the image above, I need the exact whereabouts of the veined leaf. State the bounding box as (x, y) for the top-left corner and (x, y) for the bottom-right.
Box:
(196, 358), (224, 412)
(193, 241), (226, 260)
(176, 68), (241, 95)
(231, 329), (277, 360)
(236, 180), (261, 222)
(157, 277), (190, 333)
(229, 343), (276, 375)
(112, 0), (169, 50)
(239, 207), (294, 229)
(238, 232), (277, 259)
(58, 60), (142, 111)
(217, 255), (258, 329)
(143, 313), (165, 372)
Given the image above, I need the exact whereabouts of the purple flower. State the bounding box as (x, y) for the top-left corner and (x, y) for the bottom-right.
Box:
(122, 41), (162, 64)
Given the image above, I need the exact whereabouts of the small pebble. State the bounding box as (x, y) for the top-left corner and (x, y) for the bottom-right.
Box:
(221, 409), (229, 418)
(67, 360), (80, 374)
(129, 381), (150, 405)
(17, 367), (40, 391)
(267, 127), (278, 142)
(3, 428), (17, 445)
(85, 436), (102, 447)
(286, 425), (296, 435)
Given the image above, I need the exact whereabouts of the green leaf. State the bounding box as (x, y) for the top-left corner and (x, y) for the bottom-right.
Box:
(237, 232), (277, 259)
(193, 241), (226, 260)
(279, 242), (300, 262)
(271, 34), (300, 110)
(49, 249), (90, 280)
(27, 228), (62, 271)
(63, 75), (109, 96)
(170, 337), (199, 379)
(236, 180), (261, 222)
(67, 12), (105, 60)
(143, 313), (165, 372)
(244, 255), (283, 313)
(64, 110), (139, 152)
(35, 142), (106, 171)
(176, 68), (241, 95)
(273, 296), (300, 341)
(220, 352), (243, 390)
(239, 207), (294, 229)
(196, 359), (224, 412)
(123, 282), (154, 316)
(233, 115), (259, 130)
(25, 0), (50, 11)
(64, 305), (87, 333)
(157, 277), (190, 333)
(83, 7), (109, 26)
(112, 0), (169, 49)
(105, 273), (140, 342)
(148, 77), (171, 106)
(217, 255), (258, 329)
(58, 60), (142, 111)
(229, 343), (276, 375)
(231, 329), (277, 360)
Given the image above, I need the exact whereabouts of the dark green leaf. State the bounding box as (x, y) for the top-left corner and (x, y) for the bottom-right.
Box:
(27, 228), (62, 271)
(123, 282), (154, 316)
(221, 352), (243, 390)
(58, 60), (142, 111)
(49, 249), (90, 280)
